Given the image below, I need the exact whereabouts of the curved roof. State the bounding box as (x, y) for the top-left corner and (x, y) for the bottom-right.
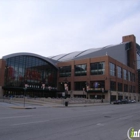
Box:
(49, 43), (128, 62)
(2, 52), (58, 69)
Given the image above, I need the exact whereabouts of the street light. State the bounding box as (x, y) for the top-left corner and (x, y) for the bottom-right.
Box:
(63, 78), (69, 106)
(85, 82), (89, 99)
(24, 83), (28, 107)
(42, 83), (45, 98)
(64, 78), (68, 99)
(101, 88), (104, 103)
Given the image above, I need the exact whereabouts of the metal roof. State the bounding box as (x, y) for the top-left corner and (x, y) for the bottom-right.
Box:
(2, 52), (58, 69)
(48, 42), (129, 62)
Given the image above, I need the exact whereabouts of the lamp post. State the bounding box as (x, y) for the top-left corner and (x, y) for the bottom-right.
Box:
(85, 82), (89, 99)
(42, 83), (45, 98)
(101, 88), (104, 103)
(63, 78), (69, 106)
(109, 77), (112, 104)
(24, 83), (28, 107)
(64, 78), (68, 99)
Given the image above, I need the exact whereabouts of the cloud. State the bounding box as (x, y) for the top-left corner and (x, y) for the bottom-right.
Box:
(0, 0), (140, 58)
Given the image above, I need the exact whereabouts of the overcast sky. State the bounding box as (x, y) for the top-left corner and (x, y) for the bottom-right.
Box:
(0, 0), (140, 58)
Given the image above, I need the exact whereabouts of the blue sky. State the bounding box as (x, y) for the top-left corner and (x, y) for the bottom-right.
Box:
(0, 0), (140, 58)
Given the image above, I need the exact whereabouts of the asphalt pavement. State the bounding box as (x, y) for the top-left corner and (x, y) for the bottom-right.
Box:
(0, 101), (140, 140)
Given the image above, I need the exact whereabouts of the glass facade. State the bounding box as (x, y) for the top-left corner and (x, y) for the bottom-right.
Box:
(110, 63), (115, 76)
(59, 66), (71, 77)
(5, 55), (57, 88)
(75, 64), (87, 76)
(117, 66), (122, 78)
(90, 62), (105, 75)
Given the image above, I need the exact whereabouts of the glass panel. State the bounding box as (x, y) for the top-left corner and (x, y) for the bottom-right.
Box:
(110, 81), (116, 91)
(74, 82), (86, 90)
(59, 66), (71, 77)
(75, 64), (87, 76)
(118, 83), (122, 91)
(90, 62), (105, 75)
(123, 69), (127, 80)
(117, 66), (122, 78)
(110, 63), (116, 76)
(5, 55), (57, 88)
(124, 84), (128, 92)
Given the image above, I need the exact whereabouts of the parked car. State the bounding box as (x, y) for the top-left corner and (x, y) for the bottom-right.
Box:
(113, 100), (121, 104)
(131, 100), (136, 103)
(120, 99), (129, 104)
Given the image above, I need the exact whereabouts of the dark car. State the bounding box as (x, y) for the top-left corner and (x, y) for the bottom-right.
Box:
(121, 99), (129, 104)
(113, 100), (121, 104)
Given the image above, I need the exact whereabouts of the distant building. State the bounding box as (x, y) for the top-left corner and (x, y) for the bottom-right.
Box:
(0, 34), (140, 102)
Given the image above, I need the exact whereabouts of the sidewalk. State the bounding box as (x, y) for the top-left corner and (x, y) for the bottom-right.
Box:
(0, 98), (110, 109)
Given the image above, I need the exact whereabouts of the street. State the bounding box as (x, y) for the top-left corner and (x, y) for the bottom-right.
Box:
(0, 103), (140, 140)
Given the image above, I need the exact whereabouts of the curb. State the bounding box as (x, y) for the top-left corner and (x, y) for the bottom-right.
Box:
(10, 106), (36, 109)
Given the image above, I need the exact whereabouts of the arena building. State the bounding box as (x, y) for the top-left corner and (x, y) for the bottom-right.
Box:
(0, 34), (140, 102)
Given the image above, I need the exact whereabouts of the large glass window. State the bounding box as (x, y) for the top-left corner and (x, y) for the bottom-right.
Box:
(117, 66), (122, 78)
(110, 81), (116, 91)
(133, 86), (135, 93)
(110, 63), (116, 76)
(90, 81), (105, 90)
(74, 82), (86, 90)
(118, 83), (122, 91)
(129, 85), (132, 92)
(5, 56), (57, 88)
(132, 73), (135, 82)
(90, 62), (105, 75)
(75, 64), (87, 76)
(59, 66), (71, 77)
(124, 84), (128, 92)
(128, 71), (130, 81)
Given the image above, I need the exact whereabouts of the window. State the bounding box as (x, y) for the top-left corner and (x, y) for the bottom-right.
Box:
(117, 66), (122, 78)
(110, 81), (116, 91)
(128, 71), (130, 81)
(118, 83), (122, 91)
(110, 63), (116, 76)
(5, 56), (57, 88)
(129, 85), (132, 92)
(74, 82), (86, 90)
(124, 84), (128, 92)
(59, 66), (71, 77)
(90, 81), (105, 90)
(90, 62), (105, 75)
(133, 86), (135, 93)
(123, 69), (127, 80)
(75, 64), (87, 76)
